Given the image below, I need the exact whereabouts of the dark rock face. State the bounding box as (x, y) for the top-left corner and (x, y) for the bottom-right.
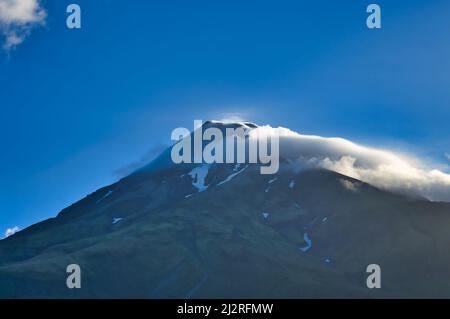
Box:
(1, 158), (450, 299)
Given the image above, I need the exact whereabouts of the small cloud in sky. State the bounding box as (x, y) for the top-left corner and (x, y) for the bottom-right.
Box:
(0, 0), (47, 50)
(4, 226), (20, 238)
(446, 153), (450, 161)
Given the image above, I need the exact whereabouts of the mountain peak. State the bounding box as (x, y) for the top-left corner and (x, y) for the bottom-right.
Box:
(202, 120), (259, 130)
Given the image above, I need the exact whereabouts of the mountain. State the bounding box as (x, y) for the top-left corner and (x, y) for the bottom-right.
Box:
(1, 121), (450, 298)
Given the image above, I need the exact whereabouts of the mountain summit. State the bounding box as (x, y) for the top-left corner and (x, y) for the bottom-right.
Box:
(1, 122), (450, 298)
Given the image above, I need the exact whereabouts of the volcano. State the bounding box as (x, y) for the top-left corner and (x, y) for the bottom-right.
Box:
(1, 121), (450, 298)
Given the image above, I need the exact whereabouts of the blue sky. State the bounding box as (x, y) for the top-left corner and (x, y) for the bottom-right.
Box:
(1, 0), (450, 233)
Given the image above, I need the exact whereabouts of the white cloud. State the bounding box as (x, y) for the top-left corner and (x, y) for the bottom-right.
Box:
(250, 125), (450, 202)
(0, 0), (46, 50)
(219, 113), (246, 123)
(4, 226), (20, 238)
(340, 179), (360, 192)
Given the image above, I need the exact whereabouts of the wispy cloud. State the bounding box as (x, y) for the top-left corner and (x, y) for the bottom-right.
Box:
(4, 226), (20, 238)
(446, 153), (450, 161)
(114, 142), (169, 178)
(219, 113), (246, 123)
(0, 0), (46, 50)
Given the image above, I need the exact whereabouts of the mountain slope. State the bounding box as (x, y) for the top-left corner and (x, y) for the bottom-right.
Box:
(1, 164), (450, 298)
(1, 122), (450, 298)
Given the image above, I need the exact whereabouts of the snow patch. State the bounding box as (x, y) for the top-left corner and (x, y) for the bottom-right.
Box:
(97, 190), (113, 203)
(299, 233), (312, 252)
(188, 165), (210, 192)
(112, 217), (123, 225)
(217, 165), (248, 186)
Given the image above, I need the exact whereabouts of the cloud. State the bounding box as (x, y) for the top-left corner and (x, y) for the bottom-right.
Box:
(219, 113), (246, 123)
(0, 0), (46, 50)
(250, 125), (450, 202)
(114, 142), (169, 178)
(446, 153), (450, 161)
(4, 226), (20, 238)
(340, 179), (360, 192)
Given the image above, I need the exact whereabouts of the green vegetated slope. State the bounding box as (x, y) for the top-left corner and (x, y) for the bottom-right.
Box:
(1, 163), (450, 298)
